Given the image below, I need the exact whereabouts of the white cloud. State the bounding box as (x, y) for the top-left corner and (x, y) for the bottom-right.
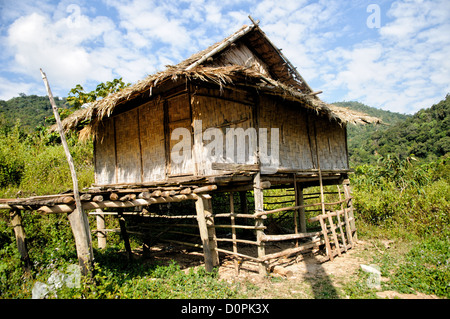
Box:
(319, 0), (450, 113)
(6, 11), (112, 89)
(1, 0), (448, 115)
(2, 1), (160, 97)
(0, 77), (36, 100)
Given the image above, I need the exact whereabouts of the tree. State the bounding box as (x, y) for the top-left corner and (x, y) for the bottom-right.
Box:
(67, 78), (130, 109)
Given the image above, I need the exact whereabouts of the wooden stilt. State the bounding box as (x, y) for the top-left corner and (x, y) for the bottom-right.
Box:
(117, 212), (133, 260)
(343, 180), (357, 241)
(239, 191), (248, 215)
(9, 209), (31, 273)
(336, 186), (348, 252)
(203, 195), (219, 267)
(318, 214), (333, 261)
(293, 176), (299, 247)
(67, 208), (94, 275)
(229, 192), (239, 275)
(253, 172), (267, 276)
(96, 209), (107, 249)
(195, 194), (219, 272)
(297, 186), (306, 233)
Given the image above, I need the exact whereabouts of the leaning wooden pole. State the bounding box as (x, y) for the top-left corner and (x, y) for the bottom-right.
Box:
(40, 69), (93, 276)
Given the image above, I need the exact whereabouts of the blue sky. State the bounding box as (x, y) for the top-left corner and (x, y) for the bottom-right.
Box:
(1, 0), (449, 114)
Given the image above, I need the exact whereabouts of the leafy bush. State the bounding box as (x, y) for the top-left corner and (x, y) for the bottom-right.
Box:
(351, 155), (449, 238)
(0, 124), (94, 197)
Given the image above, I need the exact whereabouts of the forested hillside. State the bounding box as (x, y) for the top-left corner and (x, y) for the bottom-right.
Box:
(335, 96), (449, 165)
(0, 94), (68, 132)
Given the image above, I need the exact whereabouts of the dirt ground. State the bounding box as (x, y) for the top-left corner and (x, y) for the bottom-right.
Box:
(146, 239), (441, 299)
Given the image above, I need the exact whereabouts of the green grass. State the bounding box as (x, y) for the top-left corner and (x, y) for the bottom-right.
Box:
(341, 235), (450, 299)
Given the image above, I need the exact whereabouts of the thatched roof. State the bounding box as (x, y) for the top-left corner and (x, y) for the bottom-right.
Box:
(59, 24), (380, 140)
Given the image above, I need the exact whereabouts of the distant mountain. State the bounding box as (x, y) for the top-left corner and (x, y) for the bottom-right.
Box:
(1, 94), (448, 166)
(0, 94), (68, 132)
(334, 96), (449, 165)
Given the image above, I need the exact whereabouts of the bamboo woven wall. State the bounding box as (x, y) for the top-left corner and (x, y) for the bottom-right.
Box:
(115, 108), (141, 183)
(167, 94), (195, 176)
(94, 117), (116, 185)
(314, 117), (349, 170)
(258, 95), (348, 171)
(191, 85), (255, 176)
(259, 96), (315, 170)
(139, 100), (165, 181)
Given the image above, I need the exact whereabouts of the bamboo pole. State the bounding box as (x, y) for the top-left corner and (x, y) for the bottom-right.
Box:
(313, 122), (336, 260)
(293, 176), (299, 247)
(253, 172), (267, 276)
(213, 213), (256, 219)
(211, 224), (266, 230)
(336, 187), (348, 252)
(185, 24), (254, 70)
(298, 186), (307, 233)
(215, 238), (259, 245)
(260, 231), (323, 242)
(215, 247), (260, 262)
(253, 198), (351, 217)
(259, 237), (325, 262)
(229, 192), (239, 274)
(343, 181), (357, 241)
(37, 194), (199, 214)
(40, 68), (93, 276)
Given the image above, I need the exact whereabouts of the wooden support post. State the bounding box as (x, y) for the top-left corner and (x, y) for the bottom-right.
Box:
(96, 209), (107, 249)
(117, 212), (133, 260)
(316, 169), (333, 260)
(204, 195), (219, 267)
(336, 186), (348, 252)
(253, 172), (267, 276)
(297, 185), (307, 233)
(195, 194), (219, 272)
(66, 208), (94, 275)
(313, 123), (340, 259)
(293, 176), (299, 247)
(41, 69), (93, 276)
(239, 191), (248, 215)
(318, 215), (333, 261)
(343, 180), (357, 241)
(9, 210), (31, 273)
(229, 192), (239, 275)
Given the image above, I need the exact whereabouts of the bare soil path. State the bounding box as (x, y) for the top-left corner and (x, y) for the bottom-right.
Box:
(145, 239), (442, 299)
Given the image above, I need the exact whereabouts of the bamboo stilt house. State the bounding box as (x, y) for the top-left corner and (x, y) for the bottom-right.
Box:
(2, 21), (380, 276)
(60, 23), (379, 187)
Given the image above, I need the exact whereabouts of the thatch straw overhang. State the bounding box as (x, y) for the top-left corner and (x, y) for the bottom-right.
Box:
(58, 24), (380, 140)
